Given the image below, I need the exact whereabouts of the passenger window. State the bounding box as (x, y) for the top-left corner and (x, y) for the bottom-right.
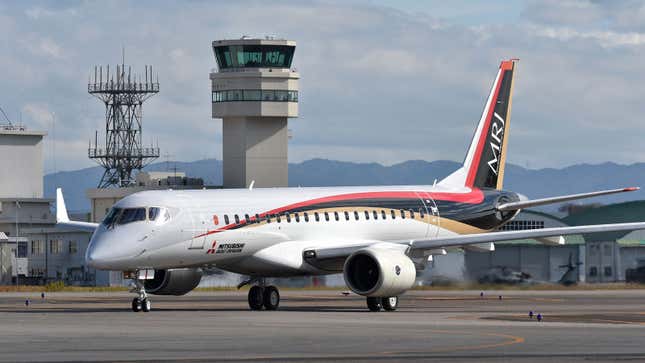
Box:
(381, 210), (386, 219)
(400, 210), (406, 219)
(266, 214), (271, 223)
(409, 209), (415, 218)
(364, 211), (369, 220)
(234, 214), (240, 224)
(334, 211), (339, 221)
(245, 214), (250, 223)
(325, 212), (330, 221)
(213, 215), (219, 225)
(419, 208), (425, 218)
(344, 211), (350, 221)
(295, 213), (300, 222)
(314, 212), (320, 222)
(391, 210), (396, 219)
(276, 214), (282, 223)
(286, 213), (291, 223)
(373, 210), (378, 220)
(224, 215), (230, 224)
(304, 212), (309, 222)
(255, 214), (260, 223)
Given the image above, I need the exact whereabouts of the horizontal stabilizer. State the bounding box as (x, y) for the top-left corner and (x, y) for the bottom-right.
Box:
(497, 187), (639, 211)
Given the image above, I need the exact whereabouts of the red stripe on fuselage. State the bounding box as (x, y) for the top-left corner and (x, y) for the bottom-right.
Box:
(193, 189), (484, 238)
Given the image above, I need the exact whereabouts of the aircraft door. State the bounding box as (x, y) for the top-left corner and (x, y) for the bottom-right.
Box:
(416, 192), (440, 238)
(189, 206), (207, 249)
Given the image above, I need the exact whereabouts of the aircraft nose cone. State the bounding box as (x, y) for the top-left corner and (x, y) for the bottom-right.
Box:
(86, 232), (123, 269)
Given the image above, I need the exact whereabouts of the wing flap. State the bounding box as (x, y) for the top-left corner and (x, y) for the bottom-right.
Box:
(410, 222), (645, 250)
(305, 222), (645, 261)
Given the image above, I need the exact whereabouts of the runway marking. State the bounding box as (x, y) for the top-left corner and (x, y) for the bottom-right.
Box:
(380, 329), (525, 355)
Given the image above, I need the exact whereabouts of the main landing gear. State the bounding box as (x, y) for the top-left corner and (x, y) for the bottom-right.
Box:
(131, 276), (151, 313)
(241, 278), (280, 311)
(366, 296), (399, 312)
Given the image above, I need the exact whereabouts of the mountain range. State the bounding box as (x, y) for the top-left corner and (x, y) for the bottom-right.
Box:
(44, 159), (645, 213)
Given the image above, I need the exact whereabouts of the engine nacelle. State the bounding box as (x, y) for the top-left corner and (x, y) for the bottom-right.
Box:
(343, 247), (416, 297)
(144, 268), (202, 296)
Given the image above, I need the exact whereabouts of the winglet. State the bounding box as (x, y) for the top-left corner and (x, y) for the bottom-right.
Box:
(56, 188), (70, 223)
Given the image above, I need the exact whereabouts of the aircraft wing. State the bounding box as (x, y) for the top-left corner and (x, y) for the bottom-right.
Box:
(497, 187), (639, 211)
(56, 188), (99, 232)
(304, 222), (645, 261)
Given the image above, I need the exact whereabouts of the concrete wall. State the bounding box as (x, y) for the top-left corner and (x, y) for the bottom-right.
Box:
(0, 130), (46, 199)
(222, 116), (289, 188)
(211, 67), (298, 189)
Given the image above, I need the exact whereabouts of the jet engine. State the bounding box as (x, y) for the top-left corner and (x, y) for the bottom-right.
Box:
(144, 268), (203, 296)
(343, 247), (416, 297)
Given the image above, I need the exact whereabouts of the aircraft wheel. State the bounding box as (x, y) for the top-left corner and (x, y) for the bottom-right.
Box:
(141, 298), (151, 312)
(248, 286), (264, 310)
(366, 297), (382, 312)
(263, 286), (280, 310)
(132, 297), (142, 312)
(382, 296), (398, 311)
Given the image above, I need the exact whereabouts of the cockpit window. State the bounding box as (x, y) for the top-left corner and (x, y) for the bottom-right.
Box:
(103, 206), (170, 228)
(103, 208), (122, 227)
(149, 207), (171, 224)
(148, 207), (159, 221)
(118, 208), (147, 225)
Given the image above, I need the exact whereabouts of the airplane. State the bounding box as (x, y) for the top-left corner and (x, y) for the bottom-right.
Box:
(56, 59), (645, 313)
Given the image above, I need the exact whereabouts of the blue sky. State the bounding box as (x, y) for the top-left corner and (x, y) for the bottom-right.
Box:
(1, 0), (644, 173)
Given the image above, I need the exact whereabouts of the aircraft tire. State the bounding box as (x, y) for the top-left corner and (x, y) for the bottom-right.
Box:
(382, 296), (398, 311)
(142, 298), (151, 312)
(366, 297), (382, 312)
(132, 298), (142, 312)
(263, 286), (280, 310)
(248, 286), (264, 310)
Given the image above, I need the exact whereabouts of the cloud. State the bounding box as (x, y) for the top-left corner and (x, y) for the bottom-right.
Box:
(1, 0), (644, 174)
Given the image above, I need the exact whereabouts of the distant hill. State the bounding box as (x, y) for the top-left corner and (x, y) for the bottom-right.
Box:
(44, 159), (645, 213)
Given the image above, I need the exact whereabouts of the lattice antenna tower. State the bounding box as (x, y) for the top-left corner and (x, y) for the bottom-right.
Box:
(88, 61), (160, 188)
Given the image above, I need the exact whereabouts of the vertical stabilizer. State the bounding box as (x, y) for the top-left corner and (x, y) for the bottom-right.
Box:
(439, 59), (517, 190)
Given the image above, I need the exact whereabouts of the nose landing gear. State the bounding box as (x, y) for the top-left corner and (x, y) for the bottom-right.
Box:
(130, 276), (151, 313)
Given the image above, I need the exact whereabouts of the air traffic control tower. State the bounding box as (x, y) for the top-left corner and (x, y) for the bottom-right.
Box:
(210, 38), (299, 188)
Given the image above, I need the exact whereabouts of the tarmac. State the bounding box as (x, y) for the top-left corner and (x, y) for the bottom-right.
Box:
(1, 289), (645, 362)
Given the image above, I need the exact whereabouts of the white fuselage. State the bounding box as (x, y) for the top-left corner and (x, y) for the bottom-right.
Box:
(86, 184), (474, 276)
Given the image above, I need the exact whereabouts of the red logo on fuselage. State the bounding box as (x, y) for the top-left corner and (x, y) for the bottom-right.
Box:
(206, 241), (217, 254)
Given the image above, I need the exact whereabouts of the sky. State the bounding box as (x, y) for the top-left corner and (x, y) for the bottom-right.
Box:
(1, 0), (645, 173)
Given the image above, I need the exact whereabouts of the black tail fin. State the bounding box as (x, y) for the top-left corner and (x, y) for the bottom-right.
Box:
(440, 59), (517, 190)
